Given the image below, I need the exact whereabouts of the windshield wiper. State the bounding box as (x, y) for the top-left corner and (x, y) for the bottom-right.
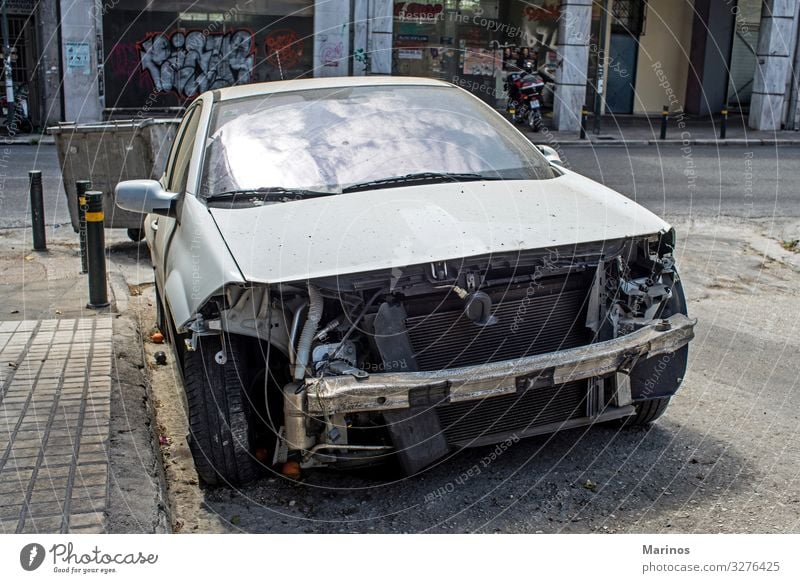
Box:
(205, 187), (336, 204)
(342, 172), (503, 193)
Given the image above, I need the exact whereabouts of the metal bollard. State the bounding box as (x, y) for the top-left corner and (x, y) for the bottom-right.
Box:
(720, 108), (728, 140)
(580, 107), (588, 140)
(29, 170), (46, 251)
(659, 106), (668, 140)
(75, 180), (91, 274)
(84, 191), (110, 309)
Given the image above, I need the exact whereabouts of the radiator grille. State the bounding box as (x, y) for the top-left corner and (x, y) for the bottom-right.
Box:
(406, 286), (591, 371)
(436, 381), (588, 445)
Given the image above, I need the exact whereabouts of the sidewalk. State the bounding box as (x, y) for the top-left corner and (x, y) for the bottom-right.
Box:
(0, 229), (167, 533)
(524, 112), (800, 147)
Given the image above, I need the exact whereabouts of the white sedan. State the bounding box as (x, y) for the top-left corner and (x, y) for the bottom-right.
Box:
(116, 77), (695, 486)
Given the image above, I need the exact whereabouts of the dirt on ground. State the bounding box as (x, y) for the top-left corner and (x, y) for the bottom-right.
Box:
(125, 217), (800, 534)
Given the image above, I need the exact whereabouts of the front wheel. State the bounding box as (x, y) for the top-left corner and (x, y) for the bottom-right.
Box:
(617, 278), (688, 427)
(619, 396), (671, 427)
(183, 333), (260, 486)
(127, 228), (145, 242)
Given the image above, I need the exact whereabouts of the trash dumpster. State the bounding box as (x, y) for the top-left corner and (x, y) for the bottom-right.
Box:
(49, 118), (179, 241)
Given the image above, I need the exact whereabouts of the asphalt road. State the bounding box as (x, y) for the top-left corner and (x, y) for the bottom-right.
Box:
(0, 144), (798, 231)
(556, 144), (800, 219)
(0, 145), (70, 229)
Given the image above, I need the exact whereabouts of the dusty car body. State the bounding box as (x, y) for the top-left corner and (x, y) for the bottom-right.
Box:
(116, 77), (695, 485)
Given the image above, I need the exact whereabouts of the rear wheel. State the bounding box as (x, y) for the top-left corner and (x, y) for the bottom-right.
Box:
(528, 108), (542, 132)
(183, 333), (260, 486)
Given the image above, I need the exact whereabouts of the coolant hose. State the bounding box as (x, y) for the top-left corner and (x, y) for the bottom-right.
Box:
(293, 285), (323, 381)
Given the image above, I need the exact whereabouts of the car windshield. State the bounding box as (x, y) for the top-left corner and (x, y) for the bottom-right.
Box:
(200, 84), (555, 198)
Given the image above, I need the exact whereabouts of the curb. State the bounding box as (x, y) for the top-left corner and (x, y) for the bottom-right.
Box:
(0, 136), (55, 146)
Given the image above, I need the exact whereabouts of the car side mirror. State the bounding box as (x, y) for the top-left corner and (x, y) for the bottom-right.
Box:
(115, 179), (178, 216)
(536, 144), (563, 166)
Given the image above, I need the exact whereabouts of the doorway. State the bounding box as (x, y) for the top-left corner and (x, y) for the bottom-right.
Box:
(604, 0), (645, 114)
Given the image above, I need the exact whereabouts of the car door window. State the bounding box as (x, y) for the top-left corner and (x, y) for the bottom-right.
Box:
(165, 105), (202, 193)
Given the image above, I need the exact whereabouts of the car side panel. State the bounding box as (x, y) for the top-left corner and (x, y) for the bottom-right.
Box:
(164, 194), (245, 329)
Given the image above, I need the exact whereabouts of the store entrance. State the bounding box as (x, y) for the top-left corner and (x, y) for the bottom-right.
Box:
(392, 1), (503, 106)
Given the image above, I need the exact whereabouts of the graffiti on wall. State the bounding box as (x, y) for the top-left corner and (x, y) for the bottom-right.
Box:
(137, 29), (255, 99)
(265, 29), (304, 70)
(319, 39), (344, 68)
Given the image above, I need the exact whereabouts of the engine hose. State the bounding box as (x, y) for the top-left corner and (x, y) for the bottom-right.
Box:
(293, 285), (323, 381)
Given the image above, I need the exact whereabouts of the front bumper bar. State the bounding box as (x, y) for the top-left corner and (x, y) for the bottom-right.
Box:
(305, 313), (696, 415)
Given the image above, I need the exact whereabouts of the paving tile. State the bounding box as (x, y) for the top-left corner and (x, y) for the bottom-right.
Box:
(0, 504), (23, 520)
(0, 318), (112, 529)
(22, 515), (64, 533)
(68, 511), (104, 529)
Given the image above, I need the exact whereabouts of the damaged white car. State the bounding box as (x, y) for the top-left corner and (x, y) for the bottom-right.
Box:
(116, 77), (695, 486)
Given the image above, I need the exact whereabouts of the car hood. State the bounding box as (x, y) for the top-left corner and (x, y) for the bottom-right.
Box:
(209, 169), (670, 284)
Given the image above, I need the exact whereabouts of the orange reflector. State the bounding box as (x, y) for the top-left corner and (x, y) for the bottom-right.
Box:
(281, 461), (301, 480)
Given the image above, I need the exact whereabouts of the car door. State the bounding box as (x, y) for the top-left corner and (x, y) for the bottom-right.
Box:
(150, 103), (203, 297)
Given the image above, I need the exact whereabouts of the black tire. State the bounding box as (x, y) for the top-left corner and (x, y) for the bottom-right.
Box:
(183, 333), (259, 486)
(528, 110), (542, 132)
(619, 396), (671, 427)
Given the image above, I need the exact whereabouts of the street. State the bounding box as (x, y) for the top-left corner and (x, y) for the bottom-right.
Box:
(556, 144), (800, 219)
(0, 146), (70, 229)
(1, 143), (799, 533)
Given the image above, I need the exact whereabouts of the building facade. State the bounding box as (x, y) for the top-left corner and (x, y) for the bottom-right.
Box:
(31, 0), (800, 131)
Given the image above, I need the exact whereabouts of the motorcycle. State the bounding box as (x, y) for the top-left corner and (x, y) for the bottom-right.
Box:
(504, 67), (545, 132)
(523, 75), (545, 133)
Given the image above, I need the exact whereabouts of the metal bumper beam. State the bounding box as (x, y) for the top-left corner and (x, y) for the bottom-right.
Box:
(305, 314), (696, 415)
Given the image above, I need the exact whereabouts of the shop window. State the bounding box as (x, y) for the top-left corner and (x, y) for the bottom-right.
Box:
(611, 0), (646, 36)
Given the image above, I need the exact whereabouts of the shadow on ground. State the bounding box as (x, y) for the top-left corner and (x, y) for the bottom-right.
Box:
(200, 419), (750, 534)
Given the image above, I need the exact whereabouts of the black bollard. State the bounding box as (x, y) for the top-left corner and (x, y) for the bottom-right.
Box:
(720, 108), (728, 140)
(75, 180), (91, 274)
(580, 107), (588, 140)
(29, 170), (46, 251)
(85, 191), (110, 309)
(659, 106), (669, 140)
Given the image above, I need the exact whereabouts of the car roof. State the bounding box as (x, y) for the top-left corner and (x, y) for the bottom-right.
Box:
(212, 76), (453, 101)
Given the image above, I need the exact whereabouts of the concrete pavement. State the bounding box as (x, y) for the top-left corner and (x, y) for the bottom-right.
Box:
(0, 229), (168, 534)
(0, 318), (112, 533)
